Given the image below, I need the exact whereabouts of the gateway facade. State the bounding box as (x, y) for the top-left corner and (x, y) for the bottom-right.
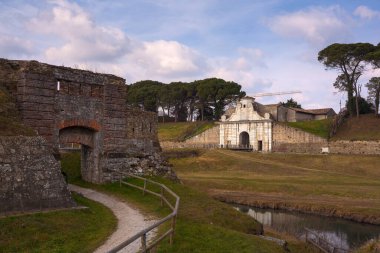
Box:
(219, 97), (272, 152)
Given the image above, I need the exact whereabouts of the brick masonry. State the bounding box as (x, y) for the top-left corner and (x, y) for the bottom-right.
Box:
(0, 136), (75, 214)
(0, 59), (175, 185)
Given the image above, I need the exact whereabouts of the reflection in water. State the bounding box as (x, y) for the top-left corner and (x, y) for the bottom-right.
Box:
(234, 205), (380, 250)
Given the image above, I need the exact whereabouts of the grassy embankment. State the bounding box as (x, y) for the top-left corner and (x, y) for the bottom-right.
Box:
(158, 121), (215, 142)
(167, 148), (380, 225)
(62, 152), (315, 253)
(285, 118), (331, 139)
(0, 193), (117, 253)
(331, 113), (380, 141)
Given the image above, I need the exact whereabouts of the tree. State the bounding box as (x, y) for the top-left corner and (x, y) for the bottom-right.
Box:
(366, 77), (380, 116)
(126, 80), (163, 112)
(195, 78), (245, 121)
(318, 43), (379, 117)
(333, 73), (362, 116)
(281, 98), (302, 108)
(346, 96), (374, 115)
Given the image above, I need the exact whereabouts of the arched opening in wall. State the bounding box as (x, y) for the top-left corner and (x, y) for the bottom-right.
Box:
(59, 126), (99, 183)
(239, 131), (250, 148)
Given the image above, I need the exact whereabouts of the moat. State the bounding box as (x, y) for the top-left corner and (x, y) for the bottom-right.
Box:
(234, 204), (380, 251)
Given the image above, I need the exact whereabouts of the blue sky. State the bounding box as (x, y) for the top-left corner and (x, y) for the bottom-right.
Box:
(1, 0), (380, 110)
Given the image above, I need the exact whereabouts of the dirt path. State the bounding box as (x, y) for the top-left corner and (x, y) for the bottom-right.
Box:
(69, 184), (157, 253)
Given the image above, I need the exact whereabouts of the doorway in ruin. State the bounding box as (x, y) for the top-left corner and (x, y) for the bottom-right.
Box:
(59, 126), (100, 183)
(239, 131), (250, 148)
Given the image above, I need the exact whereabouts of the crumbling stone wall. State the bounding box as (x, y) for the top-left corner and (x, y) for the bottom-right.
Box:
(329, 140), (380, 155)
(0, 136), (75, 214)
(0, 59), (174, 184)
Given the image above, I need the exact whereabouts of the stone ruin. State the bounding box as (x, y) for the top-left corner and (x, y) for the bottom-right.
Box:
(0, 59), (175, 214)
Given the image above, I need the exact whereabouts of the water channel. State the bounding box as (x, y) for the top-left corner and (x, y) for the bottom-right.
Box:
(234, 204), (380, 251)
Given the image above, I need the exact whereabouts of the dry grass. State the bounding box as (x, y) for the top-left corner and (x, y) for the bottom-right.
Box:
(332, 114), (380, 141)
(168, 149), (380, 224)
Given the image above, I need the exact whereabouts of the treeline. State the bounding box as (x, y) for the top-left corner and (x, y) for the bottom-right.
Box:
(126, 78), (245, 122)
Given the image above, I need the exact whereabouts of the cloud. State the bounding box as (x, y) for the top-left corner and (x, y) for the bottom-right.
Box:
(28, 0), (131, 62)
(0, 35), (34, 57)
(354, 5), (380, 19)
(135, 40), (207, 76)
(209, 48), (272, 94)
(24, 0), (208, 82)
(268, 6), (350, 46)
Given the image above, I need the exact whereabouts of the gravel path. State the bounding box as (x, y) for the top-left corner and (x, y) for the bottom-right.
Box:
(69, 184), (157, 253)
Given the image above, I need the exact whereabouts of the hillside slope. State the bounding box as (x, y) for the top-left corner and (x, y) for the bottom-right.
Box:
(285, 119), (331, 139)
(331, 114), (380, 141)
(158, 121), (215, 142)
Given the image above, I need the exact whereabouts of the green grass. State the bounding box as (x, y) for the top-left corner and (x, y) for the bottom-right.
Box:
(285, 119), (331, 138)
(60, 152), (313, 253)
(332, 114), (380, 141)
(168, 149), (380, 225)
(0, 193), (117, 253)
(158, 121), (215, 142)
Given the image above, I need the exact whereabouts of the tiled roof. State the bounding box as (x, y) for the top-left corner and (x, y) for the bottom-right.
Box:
(264, 103), (281, 108)
(289, 107), (335, 115)
(306, 108), (335, 115)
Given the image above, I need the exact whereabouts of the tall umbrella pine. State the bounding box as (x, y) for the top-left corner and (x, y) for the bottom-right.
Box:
(318, 43), (380, 117)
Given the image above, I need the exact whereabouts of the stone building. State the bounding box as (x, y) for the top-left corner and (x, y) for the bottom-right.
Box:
(219, 96), (335, 152)
(219, 97), (272, 152)
(258, 103), (336, 122)
(0, 59), (173, 184)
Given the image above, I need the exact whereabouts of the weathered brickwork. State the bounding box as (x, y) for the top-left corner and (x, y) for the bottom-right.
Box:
(0, 59), (174, 184)
(0, 136), (75, 214)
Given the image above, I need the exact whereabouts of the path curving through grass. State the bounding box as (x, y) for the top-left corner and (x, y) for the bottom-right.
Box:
(69, 184), (157, 253)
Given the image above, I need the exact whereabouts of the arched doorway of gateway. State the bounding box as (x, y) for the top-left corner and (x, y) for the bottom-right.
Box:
(239, 131), (250, 148)
(58, 125), (101, 183)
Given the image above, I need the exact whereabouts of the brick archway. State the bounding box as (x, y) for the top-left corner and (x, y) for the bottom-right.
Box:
(58, 119), (101, 132)
(59, 125), (100, 183)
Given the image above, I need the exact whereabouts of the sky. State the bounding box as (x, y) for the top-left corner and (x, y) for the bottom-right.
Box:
(1, 0), (380, 111)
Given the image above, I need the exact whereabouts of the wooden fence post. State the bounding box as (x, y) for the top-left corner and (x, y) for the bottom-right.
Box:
(143, 179), (147, 196)
(170, 215), (177, 245)
(141, 233), (147, 252)
(160, 186), (164, 207)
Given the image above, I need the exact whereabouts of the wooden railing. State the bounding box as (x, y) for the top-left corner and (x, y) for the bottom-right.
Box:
(305, 227), (351, 253)
(108, 173), (180, 253)
(225, 144), (253, 150)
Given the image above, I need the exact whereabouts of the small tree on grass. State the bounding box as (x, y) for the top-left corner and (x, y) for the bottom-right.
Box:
(366, 77), (380, 116)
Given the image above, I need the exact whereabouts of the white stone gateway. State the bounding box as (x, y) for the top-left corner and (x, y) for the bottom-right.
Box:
(219, 96), (272, 152)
